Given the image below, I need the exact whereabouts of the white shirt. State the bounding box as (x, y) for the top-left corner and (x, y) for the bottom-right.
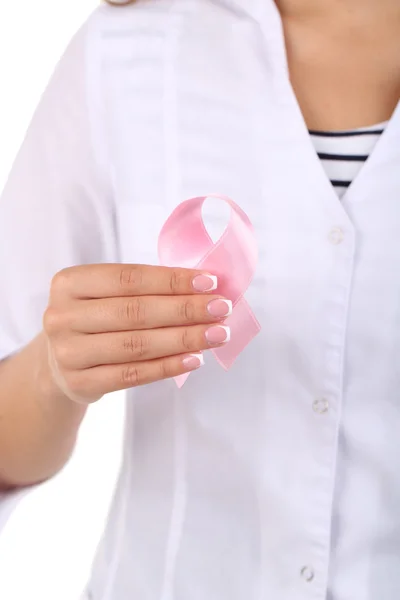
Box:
(1, 2), (400, 599)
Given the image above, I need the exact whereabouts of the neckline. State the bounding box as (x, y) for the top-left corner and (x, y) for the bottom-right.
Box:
(261, 2), (400, 205)
(309, 121), (389, 136)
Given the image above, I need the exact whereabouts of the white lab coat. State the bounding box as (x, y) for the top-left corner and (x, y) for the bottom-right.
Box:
(1, 1), (400, 599)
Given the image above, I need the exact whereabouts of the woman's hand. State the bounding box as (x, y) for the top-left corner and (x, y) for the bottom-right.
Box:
(43, 264), (231, 404)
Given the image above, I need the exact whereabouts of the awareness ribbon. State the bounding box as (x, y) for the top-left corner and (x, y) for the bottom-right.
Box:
(158, 194), (261, 387)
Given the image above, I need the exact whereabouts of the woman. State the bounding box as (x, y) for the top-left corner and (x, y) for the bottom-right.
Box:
(0, 0), (399, 598)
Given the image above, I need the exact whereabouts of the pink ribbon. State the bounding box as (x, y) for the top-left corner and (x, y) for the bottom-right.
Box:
(158, 194), (261, 387)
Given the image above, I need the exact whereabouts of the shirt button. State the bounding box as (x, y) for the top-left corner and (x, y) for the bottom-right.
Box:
(312, 398), (329, 414)
(300, 566), (315, 582)
(328, 226), (344, 245)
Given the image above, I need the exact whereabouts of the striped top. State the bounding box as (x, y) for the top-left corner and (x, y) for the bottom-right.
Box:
(309, 122), (387, 198)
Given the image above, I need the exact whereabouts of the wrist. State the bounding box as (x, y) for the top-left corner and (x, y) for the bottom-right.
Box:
(35, 332), (88, 426)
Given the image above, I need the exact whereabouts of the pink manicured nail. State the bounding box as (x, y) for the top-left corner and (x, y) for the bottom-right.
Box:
(205, 325), (231, 345)
(207, 299), (232, 318)
(182, 353), (204, 371)
(192, 274), (218, 292)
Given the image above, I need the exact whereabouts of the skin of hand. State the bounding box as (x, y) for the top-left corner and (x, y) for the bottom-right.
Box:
(43, 264), (232, 404)
(105, 0), (137, 4)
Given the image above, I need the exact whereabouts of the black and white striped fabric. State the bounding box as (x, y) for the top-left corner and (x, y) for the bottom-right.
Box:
(309, 122), (387, 198)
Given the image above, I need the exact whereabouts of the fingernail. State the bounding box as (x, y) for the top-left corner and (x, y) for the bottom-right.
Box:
(205, 325), (231, 345)
(182, 353), (205, 371)
(192, 274), (218, 292)
(207, 299), (232, 318)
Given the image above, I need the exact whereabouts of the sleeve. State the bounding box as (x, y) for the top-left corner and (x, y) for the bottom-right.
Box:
(0, 16), (117, 530)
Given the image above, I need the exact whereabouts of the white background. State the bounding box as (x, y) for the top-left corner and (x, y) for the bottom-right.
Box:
(0, 2), (125, 599)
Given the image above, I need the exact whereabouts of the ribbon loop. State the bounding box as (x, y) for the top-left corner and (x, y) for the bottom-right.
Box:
(158, 194), (261, 387)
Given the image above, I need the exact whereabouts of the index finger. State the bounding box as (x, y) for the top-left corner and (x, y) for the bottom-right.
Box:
(52, 264), (218, 299)
(105, 0), (136, 4)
